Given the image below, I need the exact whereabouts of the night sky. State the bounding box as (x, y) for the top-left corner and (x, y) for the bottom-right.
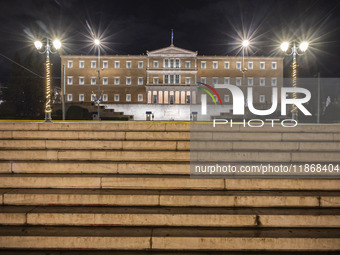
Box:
(0, 0), (339, 84)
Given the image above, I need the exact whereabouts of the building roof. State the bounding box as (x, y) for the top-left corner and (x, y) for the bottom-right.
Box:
(147, 44), (197, 57)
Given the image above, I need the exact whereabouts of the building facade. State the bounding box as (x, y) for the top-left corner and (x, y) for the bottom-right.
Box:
(60, 44), (283, 120)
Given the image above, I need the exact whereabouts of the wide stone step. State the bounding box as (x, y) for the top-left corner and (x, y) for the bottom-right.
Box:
(0, 122), (339, 133)
(1, 150), (340, 163)
(1, 206), (339, 227)
(2, 161), (339, 176)
(1, 130), (339, 141)
(1, 162), (189, 174)
(0, 175), (340, 190)
(0, 226), (339, 251)
(0, 251), (338, 255)
(0, 150), (190, 161)
(0, 131), (190, 140)
(1, 140), (340, 152)
(2, 189), (339, 207)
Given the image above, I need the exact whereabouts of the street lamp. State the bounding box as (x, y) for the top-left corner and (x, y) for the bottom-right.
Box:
(34, 38), (62, 122)
(241, 40), (250, 86)
(94, 38), (101, 120)
(280, 41), (309, 120)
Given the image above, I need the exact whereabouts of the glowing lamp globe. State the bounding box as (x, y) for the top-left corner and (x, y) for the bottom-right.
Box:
(34, 41), (43, 50)
(299, 41), (309, 52)
(53, 39), (62, 50)
(242, 40), (250, 48)
(94, 39), (100, 46)
(280, 42), (289, 52)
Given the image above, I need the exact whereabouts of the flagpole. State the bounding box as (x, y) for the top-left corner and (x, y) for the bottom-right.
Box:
(171, 29), (174, 45)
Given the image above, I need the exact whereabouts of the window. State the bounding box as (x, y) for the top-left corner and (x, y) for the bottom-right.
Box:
(175, 59), (180, 68)
(152, 93), (157, 104)
(186, 91), (191, 104)
(201, 61), (206, 69)
(260, 95), (265, 103)
(114, 77), (120, 85)
(164, 91), (169, 104)
(79, 61), (84, 68)
(158, 91), (162, 104)
(272, 62), (277, 70)
(138, 61), (143, 68)
(79, 94), (84, 102)
(248, 77), (253, 86)
(114, 94), (119, 102)
(67, 61), (73, 68)
(185, 77), (191, 84)
(201, 77), (206, 84)
(260, 78), (265, 86)
(158, 91), (163, 104)
(180, 91), (185, 104)
(170, 59), (174, 68)
(126, 61), (131, 68)
(115, 61), (120, 68)
(271, 78), (277, 86)
(224, 61), (230, 69)
(103, 94), (108, 102)
(185, 61), (190, 68)
(169, 91), (174, 104)
(153, 77), (159, 84)
(236, 62), (241, 70)
(91, 94), (96, 102)
(170, 75), (174, 84)
(248, 62), (253, 70)
(126, 77), (131, 85)
(165, 75), (169, 84)
(260, 62), (265, 70)
(138, 77), (143, 85)
(153, 61), (158, 68)
(224, 77), (230, 85)
(126, 94), (131, 102)
(175, 75), (180, 84)
(213, 61), (218, 69)
(224, 95), (230, 103)
(138, 94), (143, 102)
(236, 77), (241, 86)
(213, 77), (218, 85)
(91, 61), (96, 68)
(67, 94), (72, 101)
(103, 61), (108, 69)
(164, 59), (169, 68)
(103, 77), (108, 85)
(91, 78), (96, 85)
(79, 77), (84, 85)
(67, 76), (73, 85)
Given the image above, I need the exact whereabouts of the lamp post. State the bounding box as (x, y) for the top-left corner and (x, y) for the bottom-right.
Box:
(34, 38), (62, 122)
(241, 40), (250, 87)
(94, 38), (101, 120)
(280, 41), (309, 121)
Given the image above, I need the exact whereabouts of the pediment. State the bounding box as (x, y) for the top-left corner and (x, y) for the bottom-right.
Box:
(147, 45), (197, 57)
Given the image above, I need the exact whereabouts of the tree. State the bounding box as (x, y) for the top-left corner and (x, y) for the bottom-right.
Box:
(1, 51), (45, 119)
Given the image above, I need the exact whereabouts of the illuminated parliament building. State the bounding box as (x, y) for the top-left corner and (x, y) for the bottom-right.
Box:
(61, 42), (283, 120)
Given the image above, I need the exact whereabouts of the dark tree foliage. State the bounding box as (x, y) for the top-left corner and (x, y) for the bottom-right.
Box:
(0, 52), (44, 119)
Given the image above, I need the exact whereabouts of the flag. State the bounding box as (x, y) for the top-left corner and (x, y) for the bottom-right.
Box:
(325, 96), (331, 108)
(323, 96), (331, 112)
